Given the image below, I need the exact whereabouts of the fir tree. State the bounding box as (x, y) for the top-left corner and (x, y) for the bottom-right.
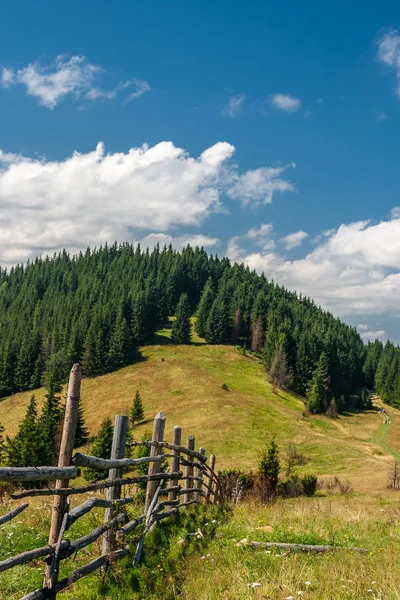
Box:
(205, 295), (230, 344)
(4, 395), (41, 467)
(37, 376), (63, 465)
(84, 417), (114, 481)
(258, 439), (280, 500)
(130, 390), (145, 427)
(195, 277), (214, 338)
(307, 352), (330, 414)
(74, 402), (90, 448)
(171, 293), (192, 344)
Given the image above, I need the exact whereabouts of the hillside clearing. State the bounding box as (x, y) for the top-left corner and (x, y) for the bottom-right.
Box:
(0, 328), (398, 493)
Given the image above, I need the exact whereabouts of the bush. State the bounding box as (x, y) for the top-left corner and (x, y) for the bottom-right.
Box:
(221, 383), (229, 391)
(277, 474), (303, 498)
(301, 473), (318, 497)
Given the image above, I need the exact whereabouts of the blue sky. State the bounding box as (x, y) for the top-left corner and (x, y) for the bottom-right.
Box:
(1, 0), (400, 341)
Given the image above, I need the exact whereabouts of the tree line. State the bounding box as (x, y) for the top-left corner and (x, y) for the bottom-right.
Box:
(0, 242), (386, 418)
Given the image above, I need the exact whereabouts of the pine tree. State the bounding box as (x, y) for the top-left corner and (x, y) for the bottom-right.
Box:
(74, 402), (90, 448)
(251, 317), (264, 353)
(258, 439), (280, 500)
(108, 307), (138, 370)
(195, 277), (215, 338)
(269, 346), (290, 389)
(307, 352), (330, 414)
(171, 293), (192, 344)
(84, 417), (114, 481)
(205, 295), (230, 344)
(37, 376), (63, 465)
(130, 390), (145, 427)
(4, 395), (41, 467)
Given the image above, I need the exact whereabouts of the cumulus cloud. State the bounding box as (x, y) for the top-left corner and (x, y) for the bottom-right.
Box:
(139, 232), (219, 250)
(270, 93), (301, 112)
(227, 216), (400, 318)
(227, 163), (296, 205)
(281, 230), (308, 250)
(0, 140), (294, 265)
(0, 55), (150, 108)
(377, 29), (400, 98)
(223, 94), (246, 117)
(359, 329), (386, 341)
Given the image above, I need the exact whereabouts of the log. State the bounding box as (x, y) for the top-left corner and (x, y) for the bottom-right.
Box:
(0, 466), (78, 482)
(20, 549), (129, 600)
(160, 485), (181, 496)
(169, 425), (182, 502)
(102, 414), (129, 556)
(183, 435), (195, 504)
(0, 502), (29, 525)
(248, 541), (367, 553)
(73, 452), (166, 470)
(144, 412), (166, 513)
(67, 497), (133, 528)
(127, 440), (207, 462)
(11, 471), (183, 499)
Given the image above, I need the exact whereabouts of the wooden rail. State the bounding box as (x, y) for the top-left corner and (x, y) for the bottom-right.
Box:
(0, 364), (220, 599)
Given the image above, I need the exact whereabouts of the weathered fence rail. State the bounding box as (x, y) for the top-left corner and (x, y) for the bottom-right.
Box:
(0, 364), (221, 599)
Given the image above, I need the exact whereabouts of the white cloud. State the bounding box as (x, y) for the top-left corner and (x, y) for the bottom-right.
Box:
(270, 93), (301, 112)
(390, 207), (400, 219)
(227, 215), (400, 318)
(357, 324), (369, 331)
(281, 230), (308, 250)
(0, 55), (150, 108)
(223, 94), (246, 117)
(360, 329), (386, 341)
(377, 29), (400, 98)
(227, 163), (296, 205)
(139, 233), (219, 250)
(0, 140), (294, 265)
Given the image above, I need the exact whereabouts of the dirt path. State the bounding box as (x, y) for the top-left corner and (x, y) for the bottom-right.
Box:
(371, 396), (400, 462)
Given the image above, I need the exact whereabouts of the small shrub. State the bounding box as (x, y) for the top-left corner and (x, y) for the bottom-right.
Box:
(387, 460), (400, 490)
(221, 383), (229, 391)
(302, 473), (318, 497)
(277, 474), (303, 498)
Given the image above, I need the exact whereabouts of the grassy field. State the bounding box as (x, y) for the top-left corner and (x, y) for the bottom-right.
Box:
(0, 325), (398, 492)
(1, 326), (400, 598)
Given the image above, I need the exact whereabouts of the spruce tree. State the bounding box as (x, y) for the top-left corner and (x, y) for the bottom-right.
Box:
(84, 417), (114, 481)
(307, 353), (330, 414)
(74, 402), (90, 448)
(195, 278), (215, 338)
(130, 390), (145, 427)
(171, 293), (192, 344)
(205, 295), (230, 344)
(258, 439), (280, 500)
(38, 376), (63, 465)
(5, 395), (41, 467)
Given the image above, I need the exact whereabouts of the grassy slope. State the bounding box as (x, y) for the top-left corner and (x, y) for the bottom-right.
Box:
(0, 324), (398, 493)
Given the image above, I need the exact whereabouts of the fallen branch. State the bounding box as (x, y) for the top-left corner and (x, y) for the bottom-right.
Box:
(0, 466), (78, 483)
(248, 541), (367, 553)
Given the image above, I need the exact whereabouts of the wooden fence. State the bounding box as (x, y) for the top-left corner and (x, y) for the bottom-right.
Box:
(0, 364), (221, 599)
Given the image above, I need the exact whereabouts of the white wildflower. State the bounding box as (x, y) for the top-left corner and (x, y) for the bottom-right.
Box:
(252, 583), (261, 588)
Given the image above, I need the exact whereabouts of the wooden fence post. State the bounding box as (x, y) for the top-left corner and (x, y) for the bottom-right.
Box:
(144, 412), (166, 513)
(169, 425), (182, 502)
(183, 434), (195, 504)
(206, 454), (216, 503)
(195, 447), (206, 502)
(102, 415), (129, 556)
(44, 363), (82, 593)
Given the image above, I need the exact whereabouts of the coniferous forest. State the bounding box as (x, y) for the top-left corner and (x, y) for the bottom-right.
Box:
(0, 242), (396, 413)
